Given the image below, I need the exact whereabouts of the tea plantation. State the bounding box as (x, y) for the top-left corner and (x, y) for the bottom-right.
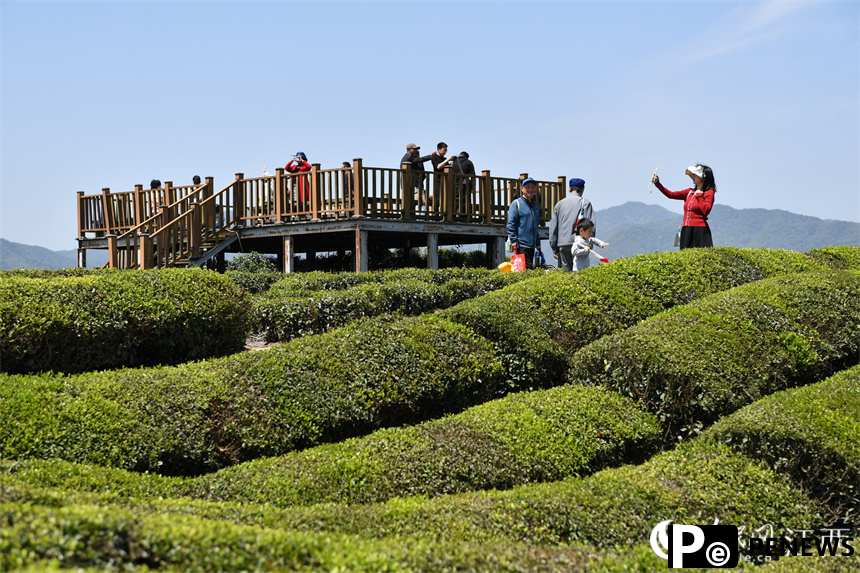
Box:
(1, 246), (858, 572)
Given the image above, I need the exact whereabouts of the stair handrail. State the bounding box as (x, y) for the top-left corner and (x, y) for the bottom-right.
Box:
(109, 178), (236, 269)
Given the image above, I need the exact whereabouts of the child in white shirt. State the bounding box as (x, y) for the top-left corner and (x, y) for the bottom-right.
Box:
(571, 217), (609, 271)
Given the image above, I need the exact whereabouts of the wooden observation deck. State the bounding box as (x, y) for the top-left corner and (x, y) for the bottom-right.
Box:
(76, 160), (566, 272)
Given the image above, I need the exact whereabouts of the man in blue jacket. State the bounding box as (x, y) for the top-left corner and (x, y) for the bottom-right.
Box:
(507, 177), (542, 269)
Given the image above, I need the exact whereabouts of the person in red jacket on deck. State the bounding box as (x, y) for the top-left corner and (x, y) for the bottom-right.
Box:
(652, 164), (716, 249)
(285, 151), (312, 203)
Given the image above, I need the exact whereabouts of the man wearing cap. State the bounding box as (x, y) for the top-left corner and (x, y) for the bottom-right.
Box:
(549, 177), (593, 271)
(400, 143), (434, 210)
(507, 178), (542, 269)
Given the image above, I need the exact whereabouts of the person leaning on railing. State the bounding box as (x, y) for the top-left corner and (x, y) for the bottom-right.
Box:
(430, 142), (456, 208)
(452, 151), (476, 211)
(400, 142), (433, 209)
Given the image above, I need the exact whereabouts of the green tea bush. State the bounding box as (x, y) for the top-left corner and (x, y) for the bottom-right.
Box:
(0, 269), (251, 374)
(224, 251), (277, 273)
(0, 384), (659, 507)
(23, 441), (816, 549)
(182, 384), (660, 506)
(806, 245), (860, 271)
(254, 268), (539, 342)
(224, 270), (283, 294)
(569, 271), (860, 441)
(0, 315), (504, 475)
(267, 269), (376, 294)
(703, 364), (860, 526)
(0, 442), (823, 572)
(234, 442), (818, 547)
(253, 280), (449, 341)
(440, 248), (833, 391)
(1, 509), (850, 573)
(0, 267), (112, 279)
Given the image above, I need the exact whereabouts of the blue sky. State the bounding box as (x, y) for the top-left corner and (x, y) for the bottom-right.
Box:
(2, 0), (858, 251)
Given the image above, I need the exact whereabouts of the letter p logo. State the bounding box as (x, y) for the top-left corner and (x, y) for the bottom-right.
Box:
(670, 525), (705, 568)
(650, 521), (739, 568)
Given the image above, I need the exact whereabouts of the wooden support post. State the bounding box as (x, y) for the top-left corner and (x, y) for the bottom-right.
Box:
(481, 170), (493, 223)
(159, 204), (170, 230)
(355, 229), (368, 272)
(401, 163), (413, 219)
(190, 203), (201, 255)
(101, 188), (112, 234)
(444, 166), (455, 221)
(106, 235), (118, 268)
(554, 176), (567, 225)
(311, 163), (320, 220)
(76, 191), (85, 236)
(352, 158), (363, 216)
(233, 173), (244, 226)
(77, 247), (87, 269)
(164, 181), (175, 210)
(203, 178), (214, 229)
(274, 168), (284, 222)
(427, 233), (439, 270)
(158, 205), (170, 266)
(489, 236), (506, 268)
(282, 235), (294, 273)
(139, 233), (151, 269)
(134, 185), (145, 228)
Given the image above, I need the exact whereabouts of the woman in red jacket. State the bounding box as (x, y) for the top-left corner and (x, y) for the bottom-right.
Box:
(652, 164), (716, 249)
(285, 151), (312, 203)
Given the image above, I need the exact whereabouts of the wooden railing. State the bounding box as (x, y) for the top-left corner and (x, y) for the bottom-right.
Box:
(79, 160), (565, 269)
(103, 179), (222, 269)
(77, 180), (214, 237)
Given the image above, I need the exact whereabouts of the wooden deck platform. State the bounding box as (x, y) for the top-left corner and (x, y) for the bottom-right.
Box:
(76, 159), (564, 272)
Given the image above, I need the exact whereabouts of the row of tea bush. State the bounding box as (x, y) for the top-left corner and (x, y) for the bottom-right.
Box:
(251, 268), (544, 342)
(2, 246), (856, 376)
(5, 361), (858, 568)
(0, 270), (250, 374)
(5, 388), (855, 573)
(2, 267), (857, 479)
(0, 384), (660, 507)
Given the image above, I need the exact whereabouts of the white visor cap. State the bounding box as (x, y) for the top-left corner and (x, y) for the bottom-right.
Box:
(685, 165), (705, 179)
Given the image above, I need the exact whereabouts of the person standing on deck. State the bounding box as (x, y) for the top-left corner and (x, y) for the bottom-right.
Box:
(285, 151), (312, 203)
(400, 143), (434, 210)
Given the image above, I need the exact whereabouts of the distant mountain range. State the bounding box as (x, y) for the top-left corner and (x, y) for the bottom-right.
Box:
(1, 203), (857, 270)
(597, 202), (860, 260)
(0, 239), (107, 271)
